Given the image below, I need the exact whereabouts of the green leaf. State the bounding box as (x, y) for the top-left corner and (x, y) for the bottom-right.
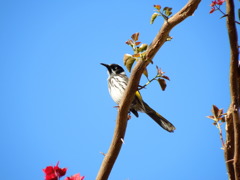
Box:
(150, 13), (159, 24)
(135, 41), (141, 46)
(140, 52), (148, 61)
(154, 5), (161, 11)
(163, 7), (168, 11)
(123, 54), (136, 72)
(123, 54), (134, 63)
(163, 7), (172, 17)
(131, 32), (140, 42)
(143, 68), (148, 78)
(218, 108), (223, 117)
(162, 75), (170, 81)
(132, 53), (141, 58)
(211, 105), (219, 119)
(166, 11), (172, 16)
(206, 115), (215, 120)
(166, 36), (173, 41)
(158, 78), (167, 91)
(126, 39), (134, 46)
(138, 44), (148, 52)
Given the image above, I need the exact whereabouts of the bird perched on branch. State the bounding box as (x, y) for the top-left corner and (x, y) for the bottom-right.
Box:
(101, 63), (175, 132)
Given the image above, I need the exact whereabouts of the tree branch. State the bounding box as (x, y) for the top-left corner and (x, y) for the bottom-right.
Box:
(96, 1), (201, 179)
(225, 110), (235, 180)
(225, 0), (240, 179)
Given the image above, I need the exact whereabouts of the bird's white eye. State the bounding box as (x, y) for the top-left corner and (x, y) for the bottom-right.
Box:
(112, 65), (118, 70)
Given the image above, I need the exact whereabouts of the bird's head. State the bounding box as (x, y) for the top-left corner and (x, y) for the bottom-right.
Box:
(100, 63), (125, 75)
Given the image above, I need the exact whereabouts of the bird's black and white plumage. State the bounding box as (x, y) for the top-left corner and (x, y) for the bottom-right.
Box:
(101, 63), (176, 132)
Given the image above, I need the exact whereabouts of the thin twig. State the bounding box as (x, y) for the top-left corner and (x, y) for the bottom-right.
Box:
(138, 74), (159, 90)
(216, 122), (225, 148)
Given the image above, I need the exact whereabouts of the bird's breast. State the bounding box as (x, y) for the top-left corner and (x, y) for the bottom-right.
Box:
(108, 75), (128, 104)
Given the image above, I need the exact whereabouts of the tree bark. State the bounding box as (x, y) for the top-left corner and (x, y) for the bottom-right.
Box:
(225, 0), (240, 179)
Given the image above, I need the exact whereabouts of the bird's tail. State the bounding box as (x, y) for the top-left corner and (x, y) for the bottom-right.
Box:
(143, 102), (176, 132)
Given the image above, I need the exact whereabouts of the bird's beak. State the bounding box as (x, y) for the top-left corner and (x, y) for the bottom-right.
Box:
(101, 63), (111, 74)
(100, 63), (109, 68)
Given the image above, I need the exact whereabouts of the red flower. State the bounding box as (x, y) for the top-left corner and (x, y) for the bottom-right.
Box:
(64, 173), (85, 180)
(209, 7), (215, 13)
(43, 162), (67, 180)
(216, 0), (225, 5)
(210, 0), (225, 7)
(209, 0), (225, 13)
(210, 1), (217, 7)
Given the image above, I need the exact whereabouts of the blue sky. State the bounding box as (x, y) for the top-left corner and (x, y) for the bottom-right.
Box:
(0, 0), (234, 179)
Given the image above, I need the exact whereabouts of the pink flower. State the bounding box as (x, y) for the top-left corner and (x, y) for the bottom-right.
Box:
(43, 162), (67, 180)
(64, 173), (85, 180)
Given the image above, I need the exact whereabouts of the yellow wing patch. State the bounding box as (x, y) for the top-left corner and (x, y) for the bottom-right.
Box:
(135, 91), (146, 112)
(135, 91), (143, 101)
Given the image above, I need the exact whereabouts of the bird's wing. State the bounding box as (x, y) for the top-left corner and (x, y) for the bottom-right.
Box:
(135, 91), (146, 112)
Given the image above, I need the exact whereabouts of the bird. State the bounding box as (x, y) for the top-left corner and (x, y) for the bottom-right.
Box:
(101, 63), (176, 132)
